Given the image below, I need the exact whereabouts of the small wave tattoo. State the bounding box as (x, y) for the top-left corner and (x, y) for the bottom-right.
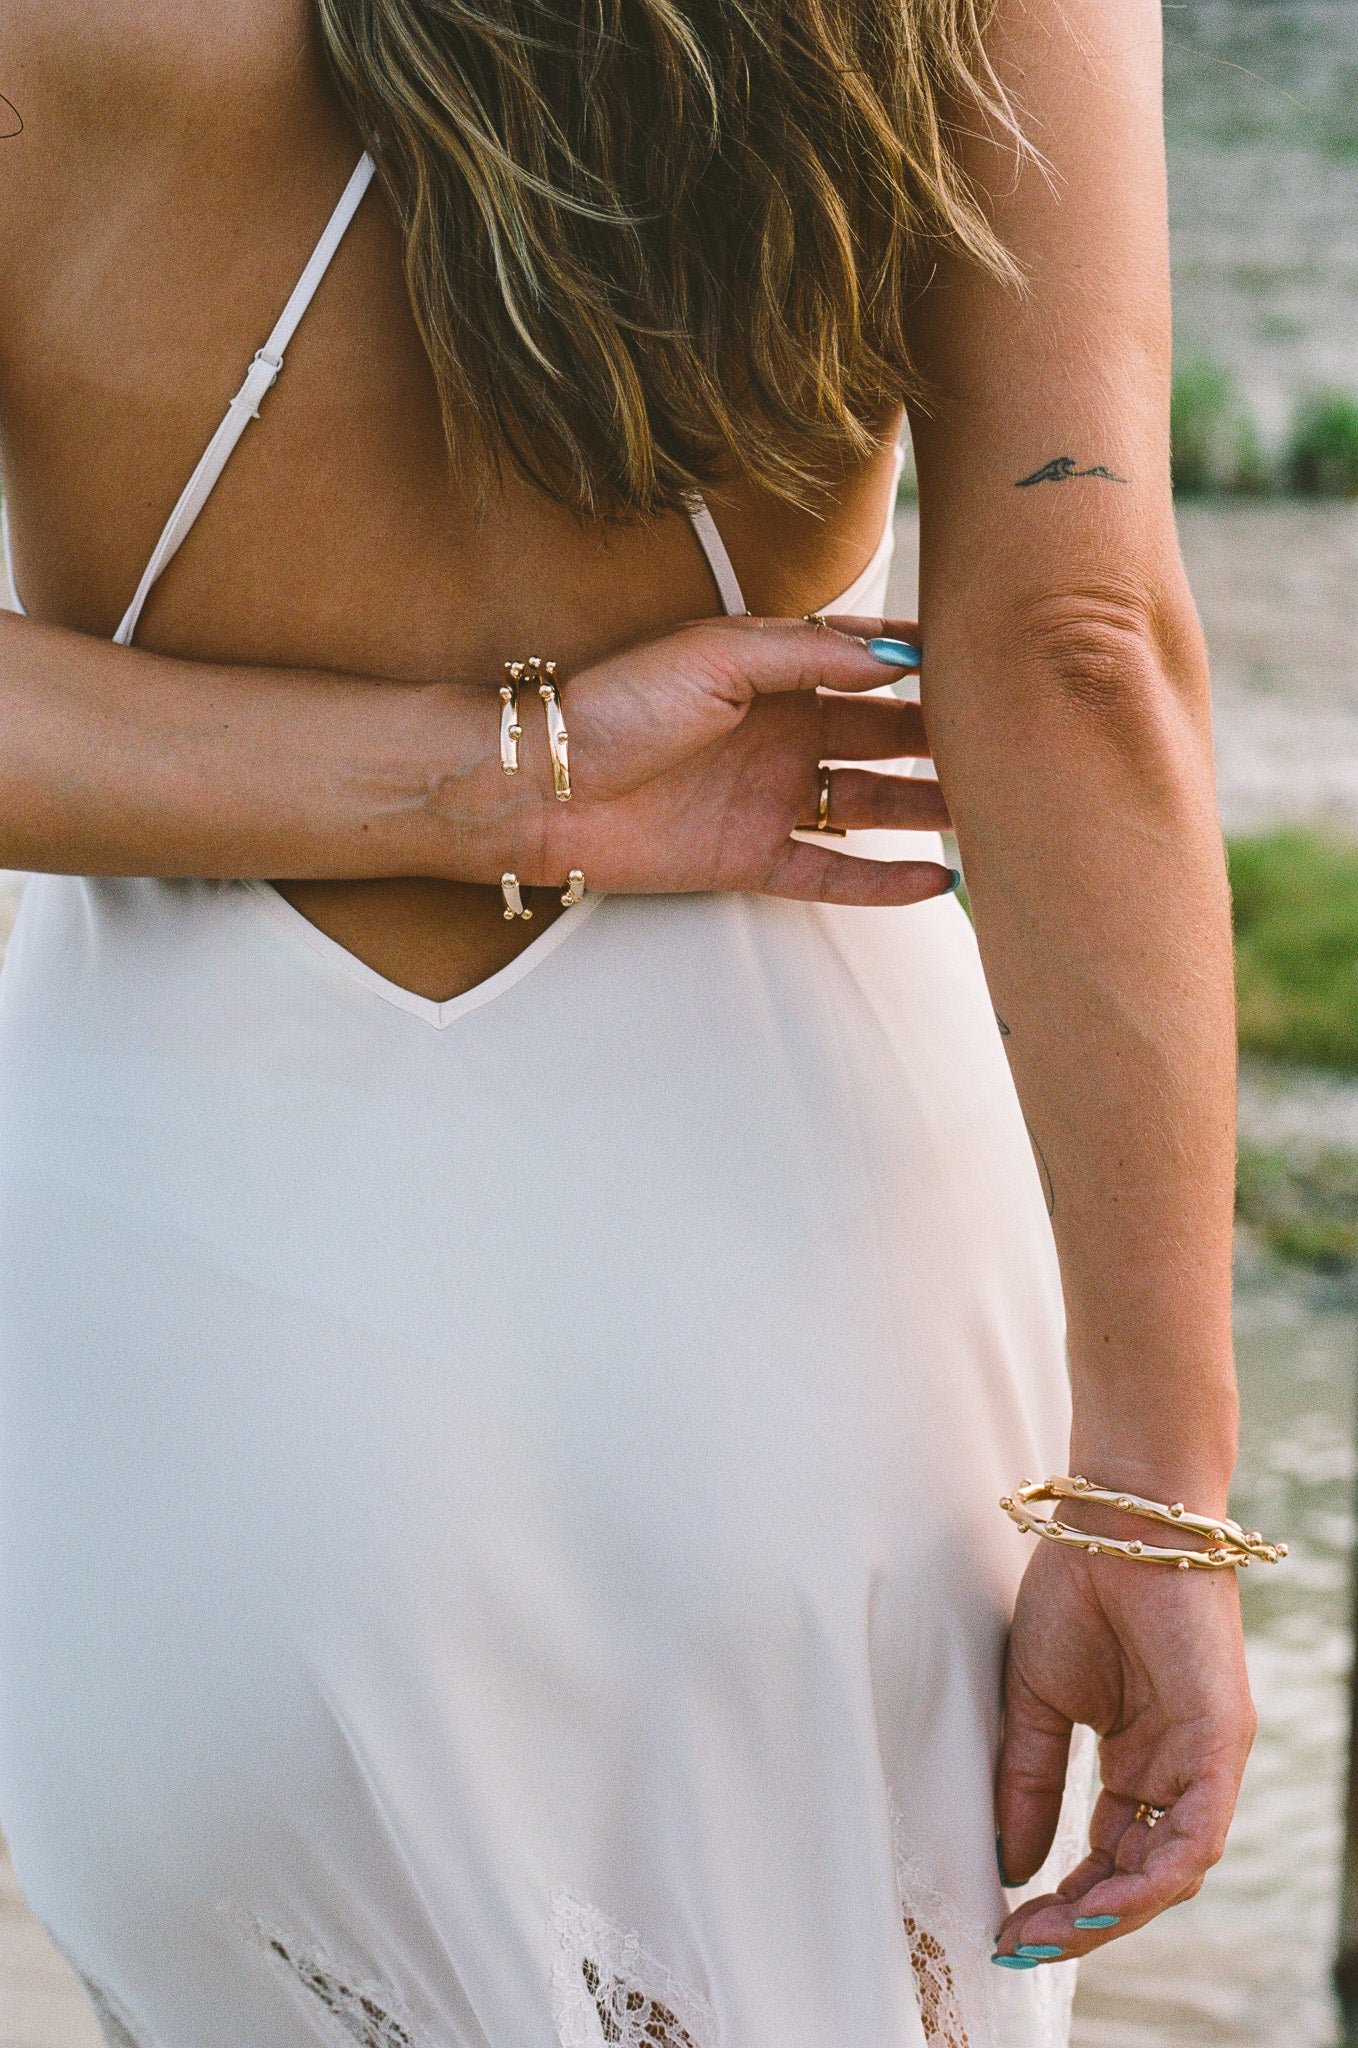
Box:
(0, 92), (22, 139)
(1016, 456), (1128, 488)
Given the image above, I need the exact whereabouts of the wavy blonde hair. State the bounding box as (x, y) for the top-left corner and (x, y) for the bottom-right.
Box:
(316, 0), (1020, 516)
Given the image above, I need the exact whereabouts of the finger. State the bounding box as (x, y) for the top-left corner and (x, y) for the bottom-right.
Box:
(819, 694), (931, 761)
(700, 616), (920, 699)
(996, 1664), (1075, 1887)
(814, 614), (920, 648)
(763, 842), (957, 906)
(816, 615), (922, 672)
(995, 1770), (1236, 1960)
(795, 767), (949, 834)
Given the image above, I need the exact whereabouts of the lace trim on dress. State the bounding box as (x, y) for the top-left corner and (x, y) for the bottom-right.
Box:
(551, 1893), (718, 2048)
(257, 1928), (430, 2048)
(901, 1915), (971, 2048)
(891, 1722), (1100, 2048)
(891, 1833), (994, 2048)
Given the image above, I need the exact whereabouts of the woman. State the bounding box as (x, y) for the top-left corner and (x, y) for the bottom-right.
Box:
(0, 1), (1254, 2044)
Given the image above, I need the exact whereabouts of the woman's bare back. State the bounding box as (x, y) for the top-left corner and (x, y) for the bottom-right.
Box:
(0, 0), (899, 999)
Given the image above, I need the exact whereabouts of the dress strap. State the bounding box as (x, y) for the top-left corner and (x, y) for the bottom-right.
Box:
(112, 152), (376, 648)
(685, 494), (748, 617)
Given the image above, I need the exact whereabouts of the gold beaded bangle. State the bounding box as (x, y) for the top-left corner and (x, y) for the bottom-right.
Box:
(1000, 1475), (1287, 1572)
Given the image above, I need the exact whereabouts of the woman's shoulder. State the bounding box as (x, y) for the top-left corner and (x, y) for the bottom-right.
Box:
(0, 0), (340, 345)
(0, 0), (317, 143)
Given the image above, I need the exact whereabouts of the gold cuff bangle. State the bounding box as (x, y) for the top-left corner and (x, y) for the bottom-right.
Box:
(1000, 1475), (1287, 1571)
(500, 663), (524, 775)
(500, 873), (532, 920)
(529, 656), (572, 802)
(501, 656), (571, 798)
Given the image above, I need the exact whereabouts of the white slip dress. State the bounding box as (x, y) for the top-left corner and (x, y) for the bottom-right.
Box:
(0, 157), (1092, 2048)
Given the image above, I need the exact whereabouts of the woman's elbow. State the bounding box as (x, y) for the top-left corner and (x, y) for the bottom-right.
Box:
(994, 582), (1213, 768)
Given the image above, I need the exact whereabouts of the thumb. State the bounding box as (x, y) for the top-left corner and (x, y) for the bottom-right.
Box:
(997, 1659), (1074, 1887)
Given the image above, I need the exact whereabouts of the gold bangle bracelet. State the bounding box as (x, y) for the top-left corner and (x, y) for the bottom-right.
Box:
(1000, 1475), (1287, 1571)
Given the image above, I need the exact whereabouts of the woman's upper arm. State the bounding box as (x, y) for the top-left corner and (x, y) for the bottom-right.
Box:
(906, 0), (1196, 681)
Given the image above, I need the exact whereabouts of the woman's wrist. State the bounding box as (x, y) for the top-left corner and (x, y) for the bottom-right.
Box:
(406, 679), (557, 883)
(1064, 1422), (1238, 1522)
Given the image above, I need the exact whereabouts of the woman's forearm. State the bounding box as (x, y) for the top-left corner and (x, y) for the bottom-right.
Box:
(0, 608), (530, 878)
(905, 0), (1239, 1512)
(923, 583), (1239, 1511)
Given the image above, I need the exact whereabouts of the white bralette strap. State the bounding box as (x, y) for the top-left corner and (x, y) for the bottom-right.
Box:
(113, 152), (376, 648)
(685, 493), (748, 618)
(0, 496), (20, 613)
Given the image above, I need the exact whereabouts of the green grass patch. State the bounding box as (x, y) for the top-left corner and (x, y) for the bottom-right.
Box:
(1286, 390), (1358, 498)
(1172, 359), (1269, 496)
(1230, 830), (1358, 1071)
(1236, 1144), (1358, 1272)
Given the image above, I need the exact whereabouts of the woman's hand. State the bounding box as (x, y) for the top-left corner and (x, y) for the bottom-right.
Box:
(992, 1539), (1256, 1966)
(485, 611), (954, 904)
(0, 602), (948, 889)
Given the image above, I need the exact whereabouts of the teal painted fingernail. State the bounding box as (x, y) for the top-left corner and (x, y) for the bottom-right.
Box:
(1016, 1945), (1065, 1959)
(1074, 1915), (1120, 1929)
(867, 637), (922, 669)
(996, 1836), (1018, 1887)
(991, 1954), (1039, 1970)
(947, 868), (962, 893)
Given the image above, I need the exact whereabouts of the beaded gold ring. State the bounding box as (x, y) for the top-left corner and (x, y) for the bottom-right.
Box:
(1000, 1475), (1287, 1572)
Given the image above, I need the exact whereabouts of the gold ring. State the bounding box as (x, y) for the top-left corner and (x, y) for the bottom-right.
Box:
(1134, 1802), (1168, 1829)
(802, 611), (829, 630)
(800, 764), (848, 837)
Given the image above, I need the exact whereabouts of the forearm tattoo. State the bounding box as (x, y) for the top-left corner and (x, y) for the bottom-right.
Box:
(1016, 456), (1128, 488)
(996, 1013), (1057, 1218)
